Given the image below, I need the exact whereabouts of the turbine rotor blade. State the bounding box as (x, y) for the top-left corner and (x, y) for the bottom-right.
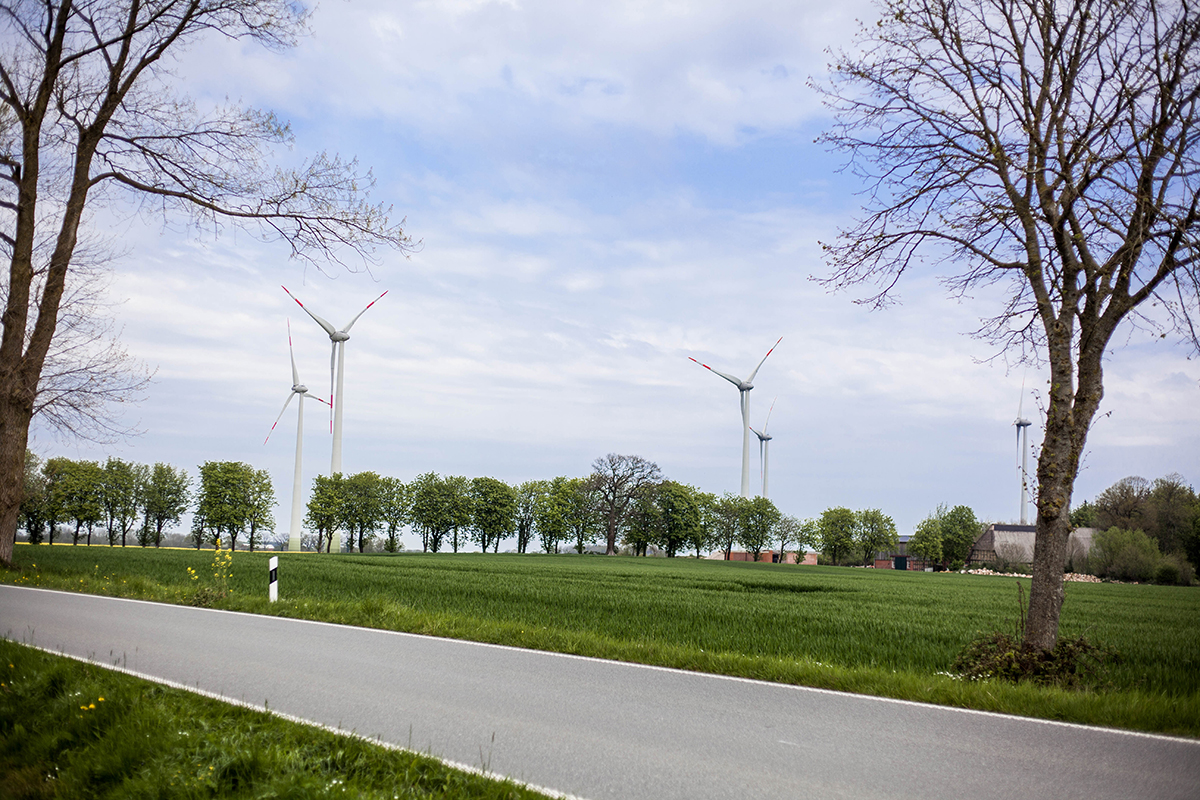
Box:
(343, 289), (388, 333)
(282, 285), (338, 337)
(747, 337), (783, 383)
(763, 396), (777, 434)
(688, 356), (742, 387)
(287, 319), (300, 386)
(265, 392), (297, 445)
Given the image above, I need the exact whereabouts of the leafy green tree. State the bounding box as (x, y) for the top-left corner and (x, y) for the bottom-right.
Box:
(625, 484), (663, 557)
(908, 515), (943, 565)
(737, 496), (781, 561)
(340, 471), (384, 553)
(514, 481), (544, 554)
(564, 477), (601, 554)
(19, 451), (48, 545)
(817, 507), (856, 565)
(1069, 500), (1098, 530)
(709, 493), (746, 559)
(59, 460), (103, 545)
(410, 472), (454, 553)
(688, 491), (717, 557)
(40, 457), (71, 545)
(535, 477), (572, 554)
(855, 508), (899, 566)
(443, 475), (474, 554)
(107, 459), (147, 547)
(196, 461), (259, 550)
(141, 463), (191, 547)
(1144, 474), (1199, 556)
(775, 515), (817, 563)
(656, 481), (701, 558)
(379, 476), (410, 553)
(940, 506), (981, 567)
(244, 467), (276, 552)
(470, 477), (517, 553)
(1094, 477), (1151, 533)
(305, 473), (344, 553)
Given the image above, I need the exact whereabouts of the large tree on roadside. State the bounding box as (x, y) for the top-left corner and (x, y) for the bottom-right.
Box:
(591, 454), (662, 555)
(816, 0), (1200, 650)
(0, 0), (412, 567)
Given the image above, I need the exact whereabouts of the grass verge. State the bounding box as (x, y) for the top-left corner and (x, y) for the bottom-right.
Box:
(5, 544), (1200, 737)
(0, 638), (555, 800)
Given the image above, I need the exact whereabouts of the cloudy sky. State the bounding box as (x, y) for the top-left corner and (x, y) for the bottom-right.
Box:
(32, 0), (1200, 550)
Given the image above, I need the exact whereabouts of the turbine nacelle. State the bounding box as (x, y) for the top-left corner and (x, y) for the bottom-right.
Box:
(331, 331), (350, 343)
(292, 384), (308, 394)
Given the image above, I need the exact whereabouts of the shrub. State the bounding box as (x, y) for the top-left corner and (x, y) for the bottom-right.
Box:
(1089, 527), (1161, 582)
(952, 583), (1119, 688)
(1155, 553), (1195, 586)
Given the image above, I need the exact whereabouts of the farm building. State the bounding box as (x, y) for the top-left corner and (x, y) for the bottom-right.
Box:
(968, 524), (1095, 565)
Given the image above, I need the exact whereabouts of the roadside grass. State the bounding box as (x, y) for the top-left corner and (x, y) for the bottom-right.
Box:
(0, 638), (554, 800)
(5, 544), (1200, 737)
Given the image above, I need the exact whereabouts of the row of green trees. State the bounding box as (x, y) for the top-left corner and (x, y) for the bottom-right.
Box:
(20, 453), (191, 548)
(22, 449), (919, 565)
(299, 468), (821, 558)
(1071, 474), (1200, 569)
(19, 454), (275, 551)
(906, 505), (982, 569)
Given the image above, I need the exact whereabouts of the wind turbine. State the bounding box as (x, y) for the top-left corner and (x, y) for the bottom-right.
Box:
(265, 320), (329, 552)
(750, 397), (776, 499)
(689, 337), (782, 497)
(282, 286), (387, 475)
(1014, 386), (1034, 525)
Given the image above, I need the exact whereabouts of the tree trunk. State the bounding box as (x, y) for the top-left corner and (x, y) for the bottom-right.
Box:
(1024, 321), (1107, 651)
(0, 358), (42, 566)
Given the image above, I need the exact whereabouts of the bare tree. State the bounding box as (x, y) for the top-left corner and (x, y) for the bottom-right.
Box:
(815, 0), (1200, 650)
(590, 453), (662, 555)
(0, 1), (414, 566)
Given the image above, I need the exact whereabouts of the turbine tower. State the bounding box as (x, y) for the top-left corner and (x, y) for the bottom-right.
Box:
(689, 337), (782, 497)
(282, 286), (387, 475)
(265, 321), (329, 552)
(1014, 390), (1033, 525)
(750, 397), (776, 499)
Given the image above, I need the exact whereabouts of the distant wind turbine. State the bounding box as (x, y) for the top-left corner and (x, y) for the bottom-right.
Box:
(750, 397), (776, 499)
(265, 320), (329, 552)
(689, 337), (782, 497)
(1014, 384), (1034, 525)
(282, 286), (387, 475)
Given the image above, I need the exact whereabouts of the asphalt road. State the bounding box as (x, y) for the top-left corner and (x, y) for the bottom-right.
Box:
(3, 585), (1198, 800)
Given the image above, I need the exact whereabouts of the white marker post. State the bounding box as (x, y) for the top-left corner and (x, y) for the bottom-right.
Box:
(268, 556), (278, 603)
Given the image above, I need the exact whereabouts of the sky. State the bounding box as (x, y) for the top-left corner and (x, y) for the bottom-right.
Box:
(29, 0), (1200, 551)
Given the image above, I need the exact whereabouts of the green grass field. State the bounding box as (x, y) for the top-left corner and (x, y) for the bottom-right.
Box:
(0, 639), (553, 799)
(5, 543), (1200, 736)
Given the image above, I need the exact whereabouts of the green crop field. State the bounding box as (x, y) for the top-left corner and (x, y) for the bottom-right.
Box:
(5, 543), (1200, 736)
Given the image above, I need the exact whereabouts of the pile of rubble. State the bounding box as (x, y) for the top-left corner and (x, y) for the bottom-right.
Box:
(964, 567), (1102, 583)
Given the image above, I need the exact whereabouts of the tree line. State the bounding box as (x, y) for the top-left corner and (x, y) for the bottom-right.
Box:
(18, 452), (276, 552)
(1070, 474), (1200, 577)
(19, 450), (920, 565)
(301, 458), (818, 558)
